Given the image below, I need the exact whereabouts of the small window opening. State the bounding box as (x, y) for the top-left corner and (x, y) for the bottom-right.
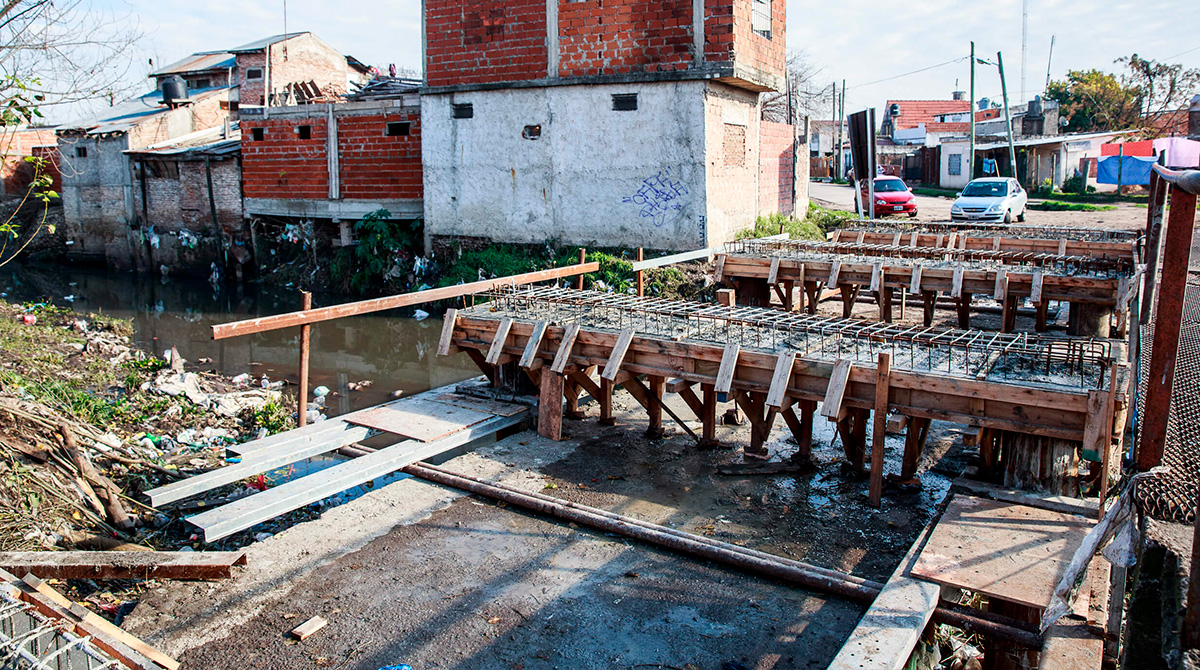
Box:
(188, 78), (210, 90)
(75, 146), (87, 158)
(251, 128), (264, 142)
(452, 103), (473, 119)
(297, 125), (311, 140)
(612, 93), (638, 111)
(386, 122), (411, 137)
(246, 68), (263, 80)
(522, 124), (542, 140)
(751, 0), (772, 38)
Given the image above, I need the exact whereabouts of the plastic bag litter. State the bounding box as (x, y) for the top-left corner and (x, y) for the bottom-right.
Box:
(413, 309), (429, 321)
(312, 385), (331, 397)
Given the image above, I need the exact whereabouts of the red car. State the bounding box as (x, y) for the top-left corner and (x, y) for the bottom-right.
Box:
(859, 176), (918, 217)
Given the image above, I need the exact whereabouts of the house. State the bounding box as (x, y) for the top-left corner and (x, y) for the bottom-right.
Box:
(124, 126), (244, 275)
(420, 0), (806, 252)
(880, 97), (972, 145)
(239, 79), (423, 240)
(938, 130), (1130, 190)
(0, 126), (59, 196)
(230, 33), (372, 108)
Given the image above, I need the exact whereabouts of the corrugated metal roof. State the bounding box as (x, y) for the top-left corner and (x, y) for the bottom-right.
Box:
(59, 87), (230, 136)
(150, 51), (236, 77)
(229, 32), (310, 53)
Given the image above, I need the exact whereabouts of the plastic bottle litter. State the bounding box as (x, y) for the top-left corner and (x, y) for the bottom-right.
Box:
(379, 665), (413, 670)
(256, 427), (269, 440)
(313, 395), (326, 408)
(20, 314), (35, 325)
(312, 385), (330, 398)
(231, 373), (250, 386)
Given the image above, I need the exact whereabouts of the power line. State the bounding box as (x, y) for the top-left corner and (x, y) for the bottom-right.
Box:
(847, 56), (969, 90)
(1162, 45), (1200, 61)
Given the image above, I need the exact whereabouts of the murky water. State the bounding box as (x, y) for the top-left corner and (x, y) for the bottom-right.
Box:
(0, 263), (480, 418)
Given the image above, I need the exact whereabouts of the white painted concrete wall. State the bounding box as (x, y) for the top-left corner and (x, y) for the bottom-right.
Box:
(939, 140), (970, 189)
(422, 81), (711, 251)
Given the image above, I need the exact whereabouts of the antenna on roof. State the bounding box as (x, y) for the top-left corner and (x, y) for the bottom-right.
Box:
(282, 0), (289, 60)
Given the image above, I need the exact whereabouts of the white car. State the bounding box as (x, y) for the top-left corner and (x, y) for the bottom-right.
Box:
(950, 177), (1028, 223)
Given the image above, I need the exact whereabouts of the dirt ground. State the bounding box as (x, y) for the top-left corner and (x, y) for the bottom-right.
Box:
(124, 380), (970, 670)
(809, 181), (1147, 232)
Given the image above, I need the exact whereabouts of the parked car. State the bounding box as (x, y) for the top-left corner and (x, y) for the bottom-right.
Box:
(860, 176), (918, 217)
(950, 178), (1028, 223)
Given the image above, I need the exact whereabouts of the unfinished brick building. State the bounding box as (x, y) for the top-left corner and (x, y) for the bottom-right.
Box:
(422, 0), (807, 252)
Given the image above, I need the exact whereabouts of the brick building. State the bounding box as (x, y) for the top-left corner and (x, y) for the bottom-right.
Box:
(231, 33), (372, 107)
(239, 87), (423, 239)
(421, 0), (807, 252)
(0, 127), (60, 196)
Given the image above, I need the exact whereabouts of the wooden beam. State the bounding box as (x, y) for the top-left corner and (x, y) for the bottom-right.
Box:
(828, 259), (842, 285)
(902, 417), (930, 479)
(994, 269), (1008, 301)
(1031, 271), (1044, 304)
(437, 308), (458, 357)
(484, 317), (513, 365)
(870, 353), (892, 508)
(702, 384), (718, 445)
(519, 320), (548, 368)
(601, 328), (635, 380)
(768, 256), (781, 284)
(715, 342), (740, 394)
(820, 359), (853, 420)
(0, 551), (246, 581)
(766, 350), (797, 408)
(715, 253), (726, 281)
(538, 370), (564, 440)
(550, 323), (581, 373)
(213, 262), (600, 340)
(950, 266), (964, 299)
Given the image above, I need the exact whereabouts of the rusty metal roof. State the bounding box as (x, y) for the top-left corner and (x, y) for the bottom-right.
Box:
(150, 51), (236, 77)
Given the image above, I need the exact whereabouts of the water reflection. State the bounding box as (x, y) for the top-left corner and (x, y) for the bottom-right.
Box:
(0, 263), (479, 417)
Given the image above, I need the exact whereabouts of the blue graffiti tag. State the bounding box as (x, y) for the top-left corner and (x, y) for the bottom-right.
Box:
(623, 168), (689, 228)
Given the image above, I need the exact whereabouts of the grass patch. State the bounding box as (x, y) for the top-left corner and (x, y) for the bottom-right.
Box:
(1028, 201), (1117, 212)
(1037, 191), (1148, 204)
(737, 211), (826, 241)
(911, 187), (959, 198)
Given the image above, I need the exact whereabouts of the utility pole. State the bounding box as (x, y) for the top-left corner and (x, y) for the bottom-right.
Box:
(969, 41), (976, 181)
(1020, 0), (1028, 105)
(1045, 35), (1056, 94)
(831, 81), (837, 177)
(998, 51), (1018, 180)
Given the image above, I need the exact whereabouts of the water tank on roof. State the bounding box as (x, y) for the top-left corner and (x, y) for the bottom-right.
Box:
(978, 97), (990, 110)
(161, 76), (186, 106)
(1027, 95), (1044, 118)
(889, 103), (900, 117)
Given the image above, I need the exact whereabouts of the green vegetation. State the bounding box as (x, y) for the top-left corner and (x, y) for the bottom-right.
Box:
(737, 211), (826, 241)
(330, 209), (425, 295)
(911, 187), (959, 198)
(252, 400), (294, 436)
(1028, 201), (1117, 212)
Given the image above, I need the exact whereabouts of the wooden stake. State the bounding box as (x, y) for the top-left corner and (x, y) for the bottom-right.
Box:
(870, 353), (892, 507)
(538, 371), (564, 440)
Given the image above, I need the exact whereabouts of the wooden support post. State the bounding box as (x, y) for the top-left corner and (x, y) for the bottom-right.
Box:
(838, 408), (869, 472)
(599, 377), (615, 425)
(804, 281), (820, 314)
(714, 253), (726, 281)
(701, 384), (718, 447)
(1035, 300), (1050, 333)
(957, 292), (972, 330)
(902, 417), (930, 480)
(564, 373), (584, 420)
(1002, 294), (1018, 333)
(783, 399), (816, 463)
(796, 264), (806, 312)
(462, 348), (496, 385)
(922, 291), (937, 327)
(646, 375), (665, 439)
(840, 284), (859, 318)
(437, 308), (459, 357)
(870, 353), (891, 507)
(782, 279), (795, 311)
(576, 248), (586, 291)
(538, 370), (564, 441)
(297, 291), (312, 427)
(979, 427), (997, 478)
(735, 391), (773, 460)
(551, 323), (580, 373)
(636, 247), (645, 297)
(878, 287), (893, 323)
(1141, 183), (1199, 471)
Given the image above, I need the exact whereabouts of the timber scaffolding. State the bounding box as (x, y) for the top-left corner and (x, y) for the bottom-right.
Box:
(717, 236), (1139, 335)
(444, 285), (1129, 506)
(838, 219), (1141, 241)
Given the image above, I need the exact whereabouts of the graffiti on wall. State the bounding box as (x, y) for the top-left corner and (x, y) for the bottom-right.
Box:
(623, 168), (689, 228)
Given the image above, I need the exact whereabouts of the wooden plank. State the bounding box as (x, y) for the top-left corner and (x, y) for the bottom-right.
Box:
(1032, 271), (1045, 304)
(1040, 618), (1104, 670)
(519, 320), (548, 368)
(910, 232), (919, 247)
(766, 350), (797, 408)
(345, 399), (492, 442)
(768, 256), (781, 284)
(820, 359), (853, 419)
(431, 394), (526, 417)
(484, 317), (513, 365)
(600, 328), (635, 381)
(213, 262), (599, 340)
(715, 343), (740, 394)
(189, 412), (526, 542)
(16, 572), (176, 670)
(909, 265), (923, 295)
(951, 266), (964, 298)
(994, 269), (1008, 300)
(827, 498), (940, 670)
(828, 259), (842, 285)
(629, 246), (715, 271)
(911, 495), (1094, 610)
(539, 371), (564, 440)
(550, 323), (580, 374)
(291, 616), (328, 640)
(950, 477), (1098, 518)
(437, 308), (458, 357)
(870, 263), (883, 292)
(714, 253), (726, 281)
(870, 353), (891, 507)
(0, 551), (246, 581)
(993, 236), (1001, 251)
(1058, 238), (1068, 256)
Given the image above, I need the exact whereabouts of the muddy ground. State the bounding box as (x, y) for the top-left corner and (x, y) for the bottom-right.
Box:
(125, 380), (971, 670)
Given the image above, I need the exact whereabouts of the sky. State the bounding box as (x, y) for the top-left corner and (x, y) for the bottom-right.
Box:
(64, 0), (1200, 124)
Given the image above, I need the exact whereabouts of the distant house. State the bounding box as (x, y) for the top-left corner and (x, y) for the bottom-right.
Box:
(938, 130), (1129, 190)
(880, 97), (972, 146)
(229, 33), (372, 108)
(0, 126), (59, 196)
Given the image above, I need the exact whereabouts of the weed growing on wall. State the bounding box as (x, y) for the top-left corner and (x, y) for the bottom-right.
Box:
(330, 209), (425, 294)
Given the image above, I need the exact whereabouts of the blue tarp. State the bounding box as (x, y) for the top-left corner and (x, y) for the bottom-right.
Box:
(1096, 155), (1157, 185)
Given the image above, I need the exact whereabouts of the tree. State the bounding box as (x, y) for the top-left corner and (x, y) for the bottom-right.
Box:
(1118, 53), (1200, 135)
(1045, 69), (1141, 133)
(762, 50), (831, 124)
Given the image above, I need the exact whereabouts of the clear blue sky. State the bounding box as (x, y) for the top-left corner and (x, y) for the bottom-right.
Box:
(79, 0), (1200, 122)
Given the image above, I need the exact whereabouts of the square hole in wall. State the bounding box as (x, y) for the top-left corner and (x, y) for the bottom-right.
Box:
(297, 125), (311, 140)
(386, 122), (411, 136)
(251, 128), (264, 142)
(452, 103), (473, 119)
(522, 125), (541, 140)
(74, 146), (87, 158)
(612, 93), (638, 111)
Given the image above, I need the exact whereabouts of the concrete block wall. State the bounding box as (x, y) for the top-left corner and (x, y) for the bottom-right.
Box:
(557, 0), (694, 77)
(425, 0), (548, 87)
(757, 120), (794, 215)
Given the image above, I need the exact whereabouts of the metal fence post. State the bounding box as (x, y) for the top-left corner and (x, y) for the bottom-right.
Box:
(298, 290), (312, 427)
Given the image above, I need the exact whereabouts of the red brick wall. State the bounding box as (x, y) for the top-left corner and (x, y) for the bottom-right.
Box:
(425, 0), (548, 87)
(758, 120), (794, 214)
(557, 0), (693, 77)
(705, 0), (784, 83)
(239, 53), (268, 106)
(338, 113), (422, 199)
(241, 115), (330, 199)
(0, 128), (59, 195)
(30, 145), (61, 194)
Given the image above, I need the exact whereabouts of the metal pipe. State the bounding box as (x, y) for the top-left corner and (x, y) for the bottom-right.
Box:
(403, 461), (1042, 647)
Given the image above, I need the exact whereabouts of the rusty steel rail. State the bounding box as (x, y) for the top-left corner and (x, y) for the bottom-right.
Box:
(404, 461), (1043, 648)
(211, 262), (600, 340)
